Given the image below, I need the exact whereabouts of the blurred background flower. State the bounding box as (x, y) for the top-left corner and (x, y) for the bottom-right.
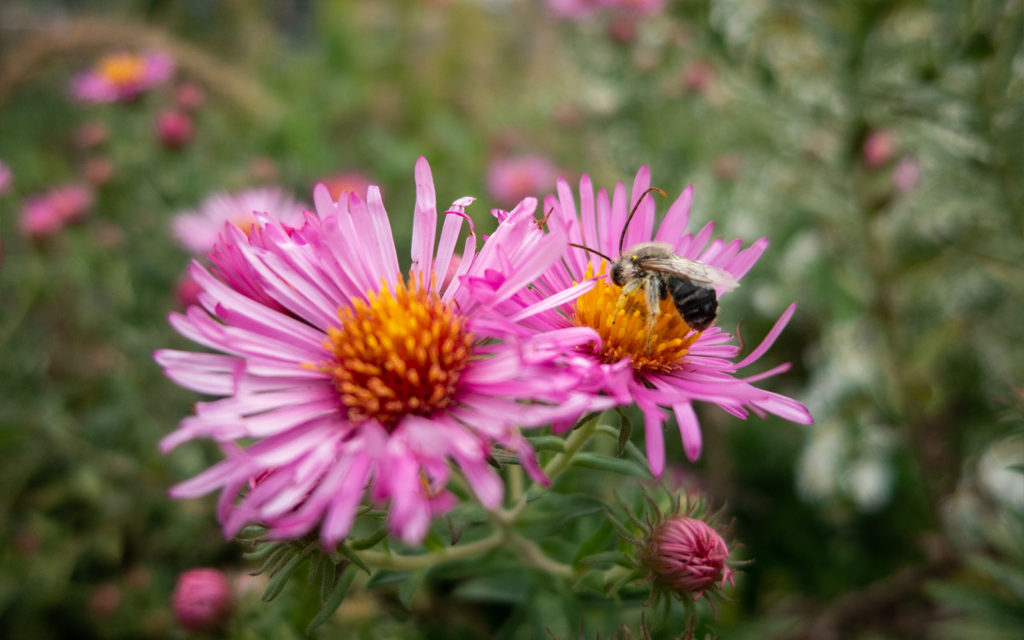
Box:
(71, 50), (174, 103)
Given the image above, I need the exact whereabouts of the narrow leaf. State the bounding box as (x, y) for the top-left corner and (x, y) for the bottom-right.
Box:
(336, 542), (371, 575)
(306, 565), (357, 635)
(616, 409), (633, 456)
(570, 452), (652, 478)
(261, 552), (305, 602)
(398, 567), (429, 610)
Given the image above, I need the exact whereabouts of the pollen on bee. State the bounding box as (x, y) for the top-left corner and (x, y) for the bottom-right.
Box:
(319, 273), (474, 429)
(572, 263), (699, 374)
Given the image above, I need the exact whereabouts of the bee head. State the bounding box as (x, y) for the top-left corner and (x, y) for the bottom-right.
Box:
(611, 259), (628, 286)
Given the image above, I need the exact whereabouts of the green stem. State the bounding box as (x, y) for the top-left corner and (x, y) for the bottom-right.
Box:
(504, 413), (601, 522)
(507, 532), (575, 579)
(539, 412), (601, 484)
(357, 533), (505, 571)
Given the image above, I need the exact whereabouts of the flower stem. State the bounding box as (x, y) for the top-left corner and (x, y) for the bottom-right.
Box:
(357, 533), (505, 571)
(541, 412), (600, 484)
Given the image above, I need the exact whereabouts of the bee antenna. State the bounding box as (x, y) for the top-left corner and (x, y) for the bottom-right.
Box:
(618, 186), (667, 254)
(568, 242), (614, 264)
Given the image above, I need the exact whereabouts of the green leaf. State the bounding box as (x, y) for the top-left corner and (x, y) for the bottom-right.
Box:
(335, 542), (371, 575)
(515, 493), (606, 538)
(319, 561), (346, 603)
(366, 569), (413, 588)
(570, 452), (652, 478)
(578, 550), (632, 567)
(572, 518), (615, 567)
(926, 581), (1024, 625)
(965, 554), (1024, 602)
(306, 564), (357, 635)
(349, 527), (387, 551)
(453, 571), (532, 604)
(524, 435), (567, 453)
(398, 567), (429, 610)
(423, 528), (445, 551)
(616, 408), (633, 456)
(261, 551), (305, 602)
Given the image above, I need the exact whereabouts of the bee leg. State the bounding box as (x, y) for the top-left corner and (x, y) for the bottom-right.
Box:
(613, 280), (644, 325)
(644, 278), (662, 353)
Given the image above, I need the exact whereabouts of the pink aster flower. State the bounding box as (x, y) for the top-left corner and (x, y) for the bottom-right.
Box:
(486, 154), (559, 206)
(156, 158), (596, 545)
(18, 183), (94, 238)
(171, 188), (308, 254)
(484, 168), (812, 476)
(72, 51), (174, 103)
(318, 170), (374, 201)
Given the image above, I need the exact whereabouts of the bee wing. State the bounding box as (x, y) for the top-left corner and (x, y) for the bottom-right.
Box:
(637, 256), (740, 292)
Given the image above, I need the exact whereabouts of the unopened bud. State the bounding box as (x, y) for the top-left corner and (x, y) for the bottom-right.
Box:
(172, 568), (233, 632)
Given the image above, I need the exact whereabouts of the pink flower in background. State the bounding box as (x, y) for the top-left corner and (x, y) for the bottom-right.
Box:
(486, 155), (559, 205)
(892, 157), (921, 192)
(318, 170), (373, 201)
(483, 169), (812, 476)
(684, 61), (716, 94)
(72, 51), (174, 103)
(172, 568), (233, 632)
(548, 0), (603, 19)
(175, 82), (206, 111)
(175, 272), (202, 308)
(862, 130), (897, 168)
(82, 157), (114, 186)
(0, 160), (12, 195)
(155, 109), (194, 149)
(605, 0), (665, 16)
(156, 158), (596, 545)
(74, 121), (108, 149)
(171, 188), (308, 254)
(18, 184), (94, 238)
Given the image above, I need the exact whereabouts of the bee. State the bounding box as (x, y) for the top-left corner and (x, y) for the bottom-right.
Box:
(570, 188), (739, 349)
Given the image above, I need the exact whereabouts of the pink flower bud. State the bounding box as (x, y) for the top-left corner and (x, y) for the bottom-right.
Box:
(175, 272), (203, 308)
(89, 583), (122, 618)
(0, 160), (13, 196)
(83, 156), (114, 186)
(862, 130), (897, 168)
(74, 121), (109, 149)
(643, 516), (734, 599)
(156, 109), (194, 149)
(892, 157), (921, 192)
(176, 82), (206, 111)
(171, 568), (233, 633)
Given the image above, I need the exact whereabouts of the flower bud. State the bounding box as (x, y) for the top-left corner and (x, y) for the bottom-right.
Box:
(155, 109), (194, 149)
(862, 130), (897, 168)
(641, 515), (734, 599)
(172, 568), (233, 633)
(176, 82), (206, 111)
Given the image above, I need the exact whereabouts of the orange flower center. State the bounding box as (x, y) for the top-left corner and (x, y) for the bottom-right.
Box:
(98, 54), (146, 88)
(319, 274), (473, 429)
(231, 216), (257, 236)
(572, 264), (699, 374)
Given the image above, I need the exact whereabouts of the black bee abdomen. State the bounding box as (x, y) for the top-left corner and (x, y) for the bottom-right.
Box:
(666, 276), (717, 331)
